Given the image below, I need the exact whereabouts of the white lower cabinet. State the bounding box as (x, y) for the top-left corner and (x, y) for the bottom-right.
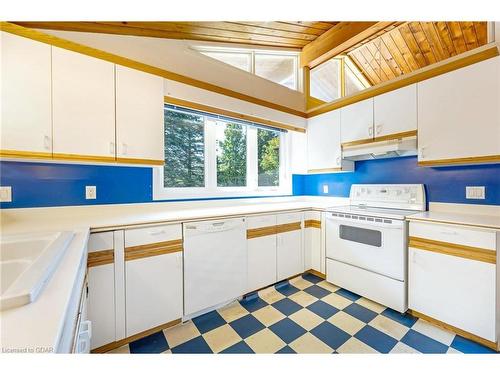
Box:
(124, 224), (183, 337)
(276, 212), (303, 281)
(304, 211), (322, 273)
(408, 222), (497, 343)
(87, 232), (116, 350)
(247, 215), (278, 293)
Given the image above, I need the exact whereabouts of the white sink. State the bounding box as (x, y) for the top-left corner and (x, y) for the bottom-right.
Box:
(0, 231), (74, 311)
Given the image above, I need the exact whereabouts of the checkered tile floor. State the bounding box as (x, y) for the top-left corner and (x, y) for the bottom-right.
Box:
(107, 273), (496, 354)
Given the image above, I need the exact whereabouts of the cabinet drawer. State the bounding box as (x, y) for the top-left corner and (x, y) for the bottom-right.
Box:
(124, 224), (182, 247)
(246, 214), (277, 230)
(409, 221), (496, 250)
(276, 212), (303, 225)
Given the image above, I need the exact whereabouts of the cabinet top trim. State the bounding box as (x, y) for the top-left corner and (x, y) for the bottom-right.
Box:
(307, 43), (499, 118)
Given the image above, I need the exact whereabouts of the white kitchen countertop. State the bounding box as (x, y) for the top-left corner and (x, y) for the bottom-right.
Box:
(408, 211), (500, 230)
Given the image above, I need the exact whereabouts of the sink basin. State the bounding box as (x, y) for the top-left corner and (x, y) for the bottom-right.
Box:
(0, 231), (74, 311)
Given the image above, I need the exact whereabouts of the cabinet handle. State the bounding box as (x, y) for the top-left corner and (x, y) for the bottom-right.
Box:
(419, 147), (426, 159)
(336, 156), (341, 165)
(376, 125), (382, 135)
(440, 230), (458, 236)
(109, 142), (115, 154)
(43, 135), (51, 150)
(122, 143), (128, 155)
(368, 127), (373, 137)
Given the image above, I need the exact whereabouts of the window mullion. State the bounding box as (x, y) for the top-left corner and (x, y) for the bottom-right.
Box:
(247, 127), (258, 190)
(205, 119), (217, 191)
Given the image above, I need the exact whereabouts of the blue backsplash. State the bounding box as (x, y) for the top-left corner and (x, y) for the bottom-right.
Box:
(293, 156), (500, 206)
(1, 156), (499, 208)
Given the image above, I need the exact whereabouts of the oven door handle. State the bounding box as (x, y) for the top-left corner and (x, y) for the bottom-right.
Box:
(326, 215), (404, 229)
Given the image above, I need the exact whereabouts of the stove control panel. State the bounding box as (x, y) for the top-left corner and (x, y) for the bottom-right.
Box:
(350, 184), (426, 211)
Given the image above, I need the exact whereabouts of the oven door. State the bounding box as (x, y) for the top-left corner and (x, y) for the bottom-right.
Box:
(325, 212), (406, 281)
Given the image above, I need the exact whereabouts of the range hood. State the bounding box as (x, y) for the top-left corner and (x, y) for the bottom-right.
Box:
(342, 136), (417, 161)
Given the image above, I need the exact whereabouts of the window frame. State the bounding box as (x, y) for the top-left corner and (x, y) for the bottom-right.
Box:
(153, 107), (291, 201)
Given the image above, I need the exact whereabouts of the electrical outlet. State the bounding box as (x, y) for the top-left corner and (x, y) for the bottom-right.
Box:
(0, 186), (12, 202)
(322, 184), (329, 194)
(466, 186), (485, 199)
(85, 186), (97, 200)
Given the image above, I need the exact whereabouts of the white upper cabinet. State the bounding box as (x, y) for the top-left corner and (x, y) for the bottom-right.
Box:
(373, 84), (417, 137)
(307, 109), (354, 172)
(115, 65), (165, 163)
(417, 56), (500, 164)
(52, 47), (116, 159)
(1, 32), (52, 154)
(340, 98), (374, 144)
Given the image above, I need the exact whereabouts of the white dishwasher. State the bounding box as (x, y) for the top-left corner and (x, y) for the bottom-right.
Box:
(183, 217), (247, 318)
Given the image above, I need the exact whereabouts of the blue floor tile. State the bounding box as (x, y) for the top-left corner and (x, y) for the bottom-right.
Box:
(272, 298), (302, 316)
(354, 325), (397, 353)
(171, 336), (213, 354)
(381, 308), (417, 328)
(335, 288), (361, 301)
(129, 331), (168, 354)
(192, 310), (226, 334)
(310, 321), (350, 350)
(302, 273), (323, 284)
(401, 330), (449, 354)
(275, 281), (300, 296)
(306, 300), (339, 319)
(240, 294), (268, 313)
(230, 314), (266, 339)
(304, 285), (330, 299)
(343, 303), (378, 323)
(220, 341), (255, 354)
(451, 335), (497, 354)
(269, 318), (307, 344)
(276, 345), (296, 353)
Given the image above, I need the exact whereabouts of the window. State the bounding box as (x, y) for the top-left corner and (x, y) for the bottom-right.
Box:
(197, 47), (299, 90)
(154, 105), (290, 200)
(309, 55), (370, 102)
(164, 109), (205, 188)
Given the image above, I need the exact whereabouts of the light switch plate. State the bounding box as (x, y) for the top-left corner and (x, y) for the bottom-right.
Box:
(85, 186), (97, 200)
(466, 186), (485, 199)
(322, 184), (329, 194)
(0, 186), (12, 202)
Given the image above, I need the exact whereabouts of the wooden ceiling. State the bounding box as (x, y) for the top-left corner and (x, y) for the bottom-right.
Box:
(14, 21), (339, 49)
(346, 21), (488, 85)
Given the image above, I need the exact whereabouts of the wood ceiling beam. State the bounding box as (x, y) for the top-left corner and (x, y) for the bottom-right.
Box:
(300, 21), (398, 68)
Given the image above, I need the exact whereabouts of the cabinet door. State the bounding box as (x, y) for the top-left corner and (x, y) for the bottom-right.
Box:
(52, 47), (116, 159)
(115, 65), (164, 163)
(307, 110), (342, 170)
(374, 84), (417, 137)
(124, 224), (183, 337)
(417, 56), (500, 163)
(125, 252), (183, 337)
(1, 32), (52, 155)
(247, 215), (277, 293)
(340, 98), (374, 144)
(87, 232), (116, 350)
(276, 213), (303, 280)
(409, 248), (496, 341)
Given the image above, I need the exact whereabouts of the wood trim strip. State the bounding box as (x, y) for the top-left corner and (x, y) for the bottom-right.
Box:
(307, 43), (499, 117)
(116, 157), (164, 166)
(0, 149), (53, 159)
(307, 269), (326, 279)
(304, 220), (321, 229)
(418, 154), (500, 166)
(91, 318), (182, 353)
(276, 222), (302, 234)
(165, 96), (306, 133)
(0, 22), (306, 118)
(52, 153), (117, 163)
(87, 250), (114, 267)
(409, 236), (496, 264)
(125, 239), (183, 261)
(307, 167), (342, 174)
(341, 130), (417, 148)
(247, 225), (277, 239)
(408, 310), (498, 351)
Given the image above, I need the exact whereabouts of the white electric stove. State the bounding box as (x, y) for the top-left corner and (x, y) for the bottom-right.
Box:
(325, 184), (426, 312)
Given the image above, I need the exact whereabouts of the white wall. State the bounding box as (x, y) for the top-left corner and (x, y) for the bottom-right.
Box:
(37, 29), (306, 112)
